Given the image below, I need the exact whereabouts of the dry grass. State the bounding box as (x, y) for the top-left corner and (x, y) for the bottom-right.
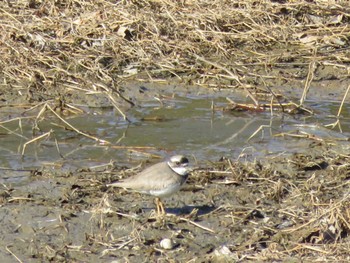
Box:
(1, 0), (349, 100)
(191, 150), (350, 261)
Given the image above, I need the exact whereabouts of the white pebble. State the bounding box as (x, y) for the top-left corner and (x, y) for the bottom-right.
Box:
(160, 238), (174, 250)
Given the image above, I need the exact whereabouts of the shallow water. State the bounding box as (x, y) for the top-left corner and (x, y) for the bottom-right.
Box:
(0, 92), (349, 184)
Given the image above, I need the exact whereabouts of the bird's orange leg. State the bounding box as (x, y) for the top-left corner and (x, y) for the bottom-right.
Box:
(159, 199), (165, 215)
(155, 197), (165, 215)
(155, 197), (160, 215)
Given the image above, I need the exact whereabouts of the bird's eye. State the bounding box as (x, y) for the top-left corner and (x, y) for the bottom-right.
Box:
(182, 157), (189, 163)
(175, 161), (180, 165)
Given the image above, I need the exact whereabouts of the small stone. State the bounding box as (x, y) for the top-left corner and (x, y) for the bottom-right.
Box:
(215, 245), (232, 256)
(160, 238), (174, 250)
(263, 217), (271, 223)
(214, 245), (238, 261)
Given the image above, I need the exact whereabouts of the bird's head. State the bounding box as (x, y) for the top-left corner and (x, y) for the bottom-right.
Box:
(167, 155), (191, 176)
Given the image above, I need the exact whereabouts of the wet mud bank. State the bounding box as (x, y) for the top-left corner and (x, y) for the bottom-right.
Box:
(1, 143), (350, 262)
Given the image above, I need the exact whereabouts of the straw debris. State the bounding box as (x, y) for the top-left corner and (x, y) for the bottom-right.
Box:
(1, 0), (349, 104)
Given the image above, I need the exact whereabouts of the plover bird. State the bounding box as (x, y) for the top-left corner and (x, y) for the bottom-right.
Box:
(108, 155), (191, 215)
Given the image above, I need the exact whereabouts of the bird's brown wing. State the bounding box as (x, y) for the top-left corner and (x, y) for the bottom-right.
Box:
(109, 161), (182, 193)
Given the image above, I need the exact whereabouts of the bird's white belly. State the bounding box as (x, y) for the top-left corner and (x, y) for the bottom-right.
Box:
(149, 183), (182, 198)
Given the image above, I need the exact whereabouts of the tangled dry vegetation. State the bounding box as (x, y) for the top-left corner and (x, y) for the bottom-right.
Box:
(192, 150), (350, 262)
(1, 0), (350, 105)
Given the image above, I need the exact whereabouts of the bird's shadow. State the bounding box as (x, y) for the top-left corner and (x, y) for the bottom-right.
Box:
(168, 204), (216, 216)
(143, 204), (216, 216)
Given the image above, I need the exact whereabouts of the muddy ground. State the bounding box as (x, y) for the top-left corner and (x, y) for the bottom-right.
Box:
(1, 1), (350, 262)
(1, 139), (350, 262)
